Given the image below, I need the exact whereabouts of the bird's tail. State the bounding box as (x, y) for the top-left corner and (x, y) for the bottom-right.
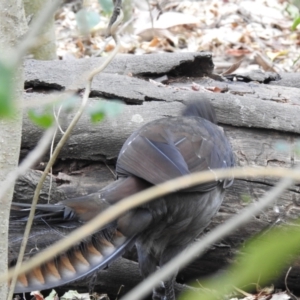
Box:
(10, 201), (136, 293)
(9, 176), (152, 293)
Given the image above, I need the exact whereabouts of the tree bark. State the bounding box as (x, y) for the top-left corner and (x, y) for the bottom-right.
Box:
(0, 1), (27, 298)
(23, 0), (57, 60)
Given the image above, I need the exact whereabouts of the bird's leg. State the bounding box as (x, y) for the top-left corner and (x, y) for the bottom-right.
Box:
(152, 284), (165, 300)
(163, 276), (176, 300)
(136, 243), (165, 299)
(158, 246), (185, 300)
(151, 275), (176, 300)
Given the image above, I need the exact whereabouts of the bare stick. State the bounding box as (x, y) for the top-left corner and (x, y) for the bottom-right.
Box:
(2, 166), (300, 285)
(4, 0), (123, 296)
(284, 267), (297, 300)
(7, 24), (122, 300)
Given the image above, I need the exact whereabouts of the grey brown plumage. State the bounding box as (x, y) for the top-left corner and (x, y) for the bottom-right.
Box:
(10, 99), (234, 299)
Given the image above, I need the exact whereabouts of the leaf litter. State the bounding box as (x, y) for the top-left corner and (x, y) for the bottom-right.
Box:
(55, 0), (300, 73)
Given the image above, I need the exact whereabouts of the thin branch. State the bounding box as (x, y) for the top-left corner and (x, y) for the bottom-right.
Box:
(93, 15), (135, 58)
(7, 25), (122, 300)
(47, 105), (64, 203)
(284, 267), (297, 300)
(1, 0), (123, 296)
(121, 173), (297, 300)
(0, 127), (56, 201)
(2, 166), (300, 285)
(7, 84), (91, 298)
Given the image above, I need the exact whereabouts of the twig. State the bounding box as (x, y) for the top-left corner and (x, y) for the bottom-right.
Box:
(105, 162), (117, 180)
(47, 104), (64, 203)
(7, 82), (92, 299)
(2, 0), (123, 296)
(93, 15), (135, 58)
(146, 0), (155, 38)
(284, 267), (298, 300)
(116, 284), (124, 300)
(106, 0), (123, 38)
(233, 286), (252, 297)
(7, 20), (122, 300)
(2, 166), (300, 285)
(53, 104), (65, 134)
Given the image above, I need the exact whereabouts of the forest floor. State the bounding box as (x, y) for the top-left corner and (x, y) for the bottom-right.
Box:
(54, 0), (300, 74)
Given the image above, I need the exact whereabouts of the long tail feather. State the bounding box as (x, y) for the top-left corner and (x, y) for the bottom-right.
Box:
(12, 230), (136, 293)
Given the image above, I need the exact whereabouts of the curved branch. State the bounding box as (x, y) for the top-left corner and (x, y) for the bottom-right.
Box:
(7, 25), (122, 299)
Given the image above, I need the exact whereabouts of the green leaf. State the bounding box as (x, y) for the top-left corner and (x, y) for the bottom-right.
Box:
(76, 8), (101, 34)
(28, 108), (54, 128)
(98, 0), (114, 14)
(45, 290), (58, 300)
(91, 111), (105, 123)
(292, 16), (300, 30)
(241, 194), (251, 204)
(59, 95), (81, 113)
(0, 61), (14, 118)
(182, 223), (300, 300)
(88, 100), (123, 123)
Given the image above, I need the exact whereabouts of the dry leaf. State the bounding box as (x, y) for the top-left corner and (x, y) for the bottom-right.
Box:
(149, 37), (160, 47)
(53, 0), (299, 71)
(30, 291), (44, 300)
(254, 52), (277, 73)
(206, 86), (222, 93)
(191, 82), (200, 91)
(222, 59), (244, 75)
(267, 50), (289, 61)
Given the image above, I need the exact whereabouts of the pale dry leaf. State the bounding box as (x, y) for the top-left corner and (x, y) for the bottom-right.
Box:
(54, 0), (300, 75)
(191, 82), (200, 91)
(254, 52), (277, 73)
(45, 289), (58, 300)
(206, 86), (222, 93)
(61, 290), (90, 300)
(30, 291), (44, 300)
(239, 1), (284, 26)
(270, 291), (291, 300)
(222, 59), (244, 75)
(135, 11), (199, 35)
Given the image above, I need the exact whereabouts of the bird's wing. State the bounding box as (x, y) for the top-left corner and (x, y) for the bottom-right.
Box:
(116, 130), (190, 183)
(116, 117), (234, 192)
